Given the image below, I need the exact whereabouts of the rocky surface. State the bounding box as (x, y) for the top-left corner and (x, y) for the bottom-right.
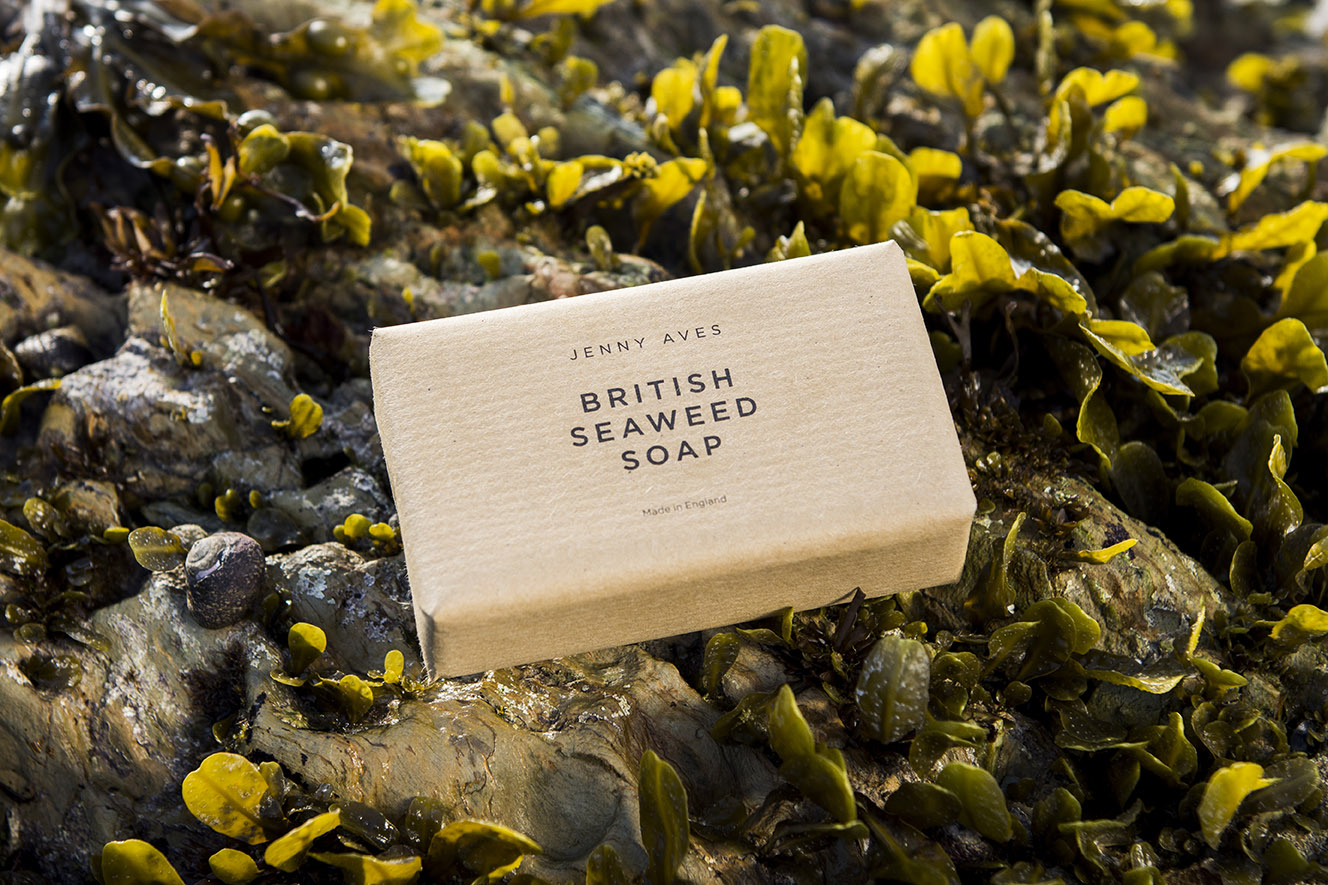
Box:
(2, 0), (1328, 882)
(0, 552), (781, 881)
(0, 427), (1284, 880)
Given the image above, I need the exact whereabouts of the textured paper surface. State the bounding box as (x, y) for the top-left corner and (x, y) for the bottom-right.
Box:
(371, 241), (974, 675)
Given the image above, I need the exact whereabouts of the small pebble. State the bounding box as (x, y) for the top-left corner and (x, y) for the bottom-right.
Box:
(185, 532), (266, 628)
(13, 326), (92, 380)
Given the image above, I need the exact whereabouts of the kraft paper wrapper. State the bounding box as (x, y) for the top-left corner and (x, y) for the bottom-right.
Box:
(371, 240), (975, 675)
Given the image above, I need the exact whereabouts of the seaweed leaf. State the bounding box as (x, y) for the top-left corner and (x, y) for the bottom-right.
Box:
(792, 98), (877, 208)
(127, 527), (187, 572)
(1225, 143), (1327, 212)
(1267, 604), (1328, 644)
(0, 378), (61, 435)
(0, 519), (49, 577)
(265, 809), (341, 872)
(987, 599), (1099, 682)
(1275, 252), (1328, 333)
(650, 59), (697, 132)
(1102, 96), (1147, 137)
(100, 840), (186, 885)
(1048, 339), (1119, 466)
(970, 17), (1014, 86)
(1055, 67), (1139, 106)
(910, 23), (983, 118)
(513, 0), (617, 18)
(289, 623), (328, 675)
(882, 782), (962, 830)
(181, 753), (273, 845)
(966, 512), (1024, 622)
(315, 674), (376, 722)
(1224, 201), (1328, 254)
(309, 851), (422, 884)
(635, 158), (707, 245)
(700, 632), (740, 698)
(273, 393), (324, 439)
(862, 814), (960, 885)
(1072, 538), (1136, 563)
(208, 849), (260, 885)
(935, 763), (1012, 842)
(1055, 187), (1173, 257)
(747, 26), (807, 161)
(1176, 478), (1253, 540)
(1197, 763), (1277, 848)
(425, 820), (539, 881)
(399, 137), (464, 210)
(768, 683), (815, 761)
(840, 151), (916, 245)
(639, 750), (689, 885)
(898, 207), (973, 271)
(769, 684), (856, 822)
(1080, 319), (1200, 396)
(1242, 318), (1328, 395)
(585, 843), (631, 885)
(855, 635), (930, 744)
(927, 232), (1086, 315)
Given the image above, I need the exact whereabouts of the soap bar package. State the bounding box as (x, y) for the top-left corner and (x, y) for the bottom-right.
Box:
(370, 241), (975, 675)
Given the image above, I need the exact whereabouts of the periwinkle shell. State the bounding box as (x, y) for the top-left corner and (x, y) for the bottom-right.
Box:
(185, 532), (266, 628)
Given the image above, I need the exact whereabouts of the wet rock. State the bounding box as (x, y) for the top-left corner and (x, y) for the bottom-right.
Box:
(718, 636), (788, 699)
(347, 250), (540, 321)
(140, 501), (225, 535)
(580, 0), (891, 106)
(1048, 479), (1230, 661)
(126, 282), (296, 412)
(50, 479), (121, 536)
(241, 645), (779, 882)
(243, 506), (303, 551)
(39, 336), (302, 500)
(0, 248), (125, 354)
(299, 378), (383, 476)
(254, 466), (388, 548)
(913, 473), (1230, 663)
(1, 560), (776, 883)
(0, 570), (278, 882)
(266, 542), (416, 673)
(170, 523), (211, 549)
(185, 532), (266, 628)
(12, 326), (92, 380)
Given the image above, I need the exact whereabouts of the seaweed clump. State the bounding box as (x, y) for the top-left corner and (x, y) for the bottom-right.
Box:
(93, 743), (691, 884)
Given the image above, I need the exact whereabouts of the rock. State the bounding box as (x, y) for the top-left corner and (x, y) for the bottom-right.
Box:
(254, 467), (389, 549)
(12, 326), (92, 379)
(579, 0), (891, 107)
(140, 501), (225, 535)
(241, 645), (779, 882)
(266, 542), (416, 673)
(0, 570), (280, 882)
(0, 248), (125, 355)
(50, 479), (122, 536)
(39, 336), (302, 501)
(0, 555), (778, 883)
(298, 378), (384, 477)
(910, 472), (1231, 663)
(170, 523), (211, 549)
(126, 281), (296, 412)
(185, 532), (266, 628)
(7, 2), (1328, 882)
